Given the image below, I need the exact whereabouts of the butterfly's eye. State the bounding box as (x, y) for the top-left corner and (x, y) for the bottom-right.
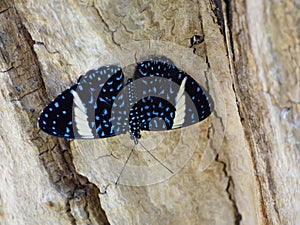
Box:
(136, 133), (141, 139)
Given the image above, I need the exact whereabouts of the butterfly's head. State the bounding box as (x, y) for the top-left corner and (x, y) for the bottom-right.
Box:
(126, 78), (133, 85)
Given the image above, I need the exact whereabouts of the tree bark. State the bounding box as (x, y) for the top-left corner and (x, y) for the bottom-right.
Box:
(0, 0), (298, 225)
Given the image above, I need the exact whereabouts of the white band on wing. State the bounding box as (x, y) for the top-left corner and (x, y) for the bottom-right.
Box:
(172, 77), (187, 129)
(71, 90), (94, 138)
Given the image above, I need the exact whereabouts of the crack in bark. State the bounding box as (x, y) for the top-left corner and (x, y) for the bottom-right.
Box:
(215, 154), (242, 225)
(223, 0), (235, 62)
(10, 85), (42, 102)
(232, 81), (265, 220)
(91, 3), (121, 47)
(209, 1), (256, 224)
(65, 200), (76, 225)
(120, 20), (134, 35)
(254, 124), (282, 224)
(33, 41), (60, 54)
(238, 105), (278, 224)
(0, 66), (14, 73)
(227, 4), (282, 222)
(38, 144), (56, 157)
(209, 0), (225, 35)
(0, 7), (11, 14)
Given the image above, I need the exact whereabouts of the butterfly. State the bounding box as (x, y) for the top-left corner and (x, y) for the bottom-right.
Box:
(38, 58), (213, 143)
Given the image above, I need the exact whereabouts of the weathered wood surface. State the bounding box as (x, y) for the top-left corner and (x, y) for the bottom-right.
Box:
(0, 0), (298, 225)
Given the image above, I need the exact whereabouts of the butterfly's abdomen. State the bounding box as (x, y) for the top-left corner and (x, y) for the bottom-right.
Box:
(127, 79), (142, 139)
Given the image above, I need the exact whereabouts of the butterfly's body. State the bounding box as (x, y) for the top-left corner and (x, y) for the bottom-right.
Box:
(126, 78), (142, 143)
(38, 59), (213, 142)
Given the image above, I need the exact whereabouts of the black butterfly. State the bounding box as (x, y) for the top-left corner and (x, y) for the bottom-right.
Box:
(38, 58), (213, 143)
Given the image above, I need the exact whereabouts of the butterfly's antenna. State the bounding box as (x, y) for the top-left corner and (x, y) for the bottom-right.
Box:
(115, 144), (135, 185)
(139, 141), (173, 174)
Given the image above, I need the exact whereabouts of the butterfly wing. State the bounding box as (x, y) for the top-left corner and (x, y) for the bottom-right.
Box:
(130, 96), (176, 131)
(38, 85), (78, 138)
(38, 65), (126, 139)
(133, 60), (213, 131)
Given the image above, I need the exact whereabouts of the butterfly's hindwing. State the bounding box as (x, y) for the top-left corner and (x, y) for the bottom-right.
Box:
(131, 96), (176, 131)
(134, 60), (213, 129)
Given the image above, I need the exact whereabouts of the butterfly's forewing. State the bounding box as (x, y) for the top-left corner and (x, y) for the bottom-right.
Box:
(134, 60), (213, 130)
(38, 65), (125, 139)
(38, 85), (78, 138)
(94, 68), (127, 137)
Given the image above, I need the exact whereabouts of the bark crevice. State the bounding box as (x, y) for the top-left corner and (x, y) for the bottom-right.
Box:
(215, 155), (242, 225)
